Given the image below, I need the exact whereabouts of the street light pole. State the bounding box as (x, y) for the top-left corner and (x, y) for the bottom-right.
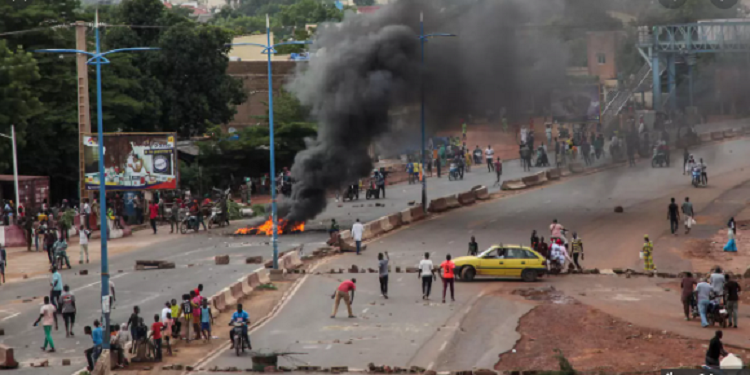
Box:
(418, 13), (456, 213)
(226, 17), (310, 269)
(35, 11), (159, 347)
(0, 125), (21, 218)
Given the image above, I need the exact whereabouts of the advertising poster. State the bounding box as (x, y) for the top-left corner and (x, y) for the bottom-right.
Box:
(83, 133), (179, 191)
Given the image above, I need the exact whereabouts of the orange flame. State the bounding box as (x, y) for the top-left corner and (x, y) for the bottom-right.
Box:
(235, 218), (305, 236)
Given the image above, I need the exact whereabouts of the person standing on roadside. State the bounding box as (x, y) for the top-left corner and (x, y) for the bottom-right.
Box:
(82, 198), (91, 230)
(33, 296), (58, 353)
(0, 245), (6, 284)
(169, 203), (179, 234)
(642, 235), (656, 272)
(680, 272), (696, 320)
(79, 225), (91, 264)
(725, 274), (741, 328)
(570, 232), (584, 270)
(161, 301), (172, 322)
(331, 278), (356, 318)
(200, 299), (213, 342)
(439, 254), (456, 303)
(60, 285), (76, 337)
(352, 219), (364, 255)
(468, 236), (479, 256)
(126, 306), (140, 352)
(50, 267), (63, 309)
(494, 157), (502, 187)
(149, 200), (159, 235)
(696, 278), (713, 328)
(682, 197), (694, 235)
(170, 299), (181, 339)
(45, 227), (57, 264)
(148, 314), (164, 362)
(378, 252), (389, 299)
(419, 252), (436, 300)
(485, 145), (494, 172)
(668, 198), (680, 235)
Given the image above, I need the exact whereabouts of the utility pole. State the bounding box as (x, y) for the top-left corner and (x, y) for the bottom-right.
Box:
(75, 21), (92, 203)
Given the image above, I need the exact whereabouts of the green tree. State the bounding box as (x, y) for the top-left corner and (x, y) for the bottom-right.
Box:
(153, 23), (246, 136)
(0, 40), (41, 170)
(278, 0), (344, 29)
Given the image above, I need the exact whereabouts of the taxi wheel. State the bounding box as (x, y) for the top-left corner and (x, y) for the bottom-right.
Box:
(521, 269), (538, 282)
(461, 267), (476, 281)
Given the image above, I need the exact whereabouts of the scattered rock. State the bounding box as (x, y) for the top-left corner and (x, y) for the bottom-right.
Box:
(408, 201), (415, 206)
(23, 274), (28, 279)
(349, 265), (359, 273)
(405, 267), (419, 273)
(614, 206), (624, 213)
(62, 359), (71, 366)
(79, 269), (89, 275)
(395, 266), (402, 273)
(215, 255), (230, 265)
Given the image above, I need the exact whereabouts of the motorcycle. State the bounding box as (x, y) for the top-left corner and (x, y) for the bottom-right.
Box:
(365, 179), (381, 200)
(448, 163), (463, 181)
(343, 184), (359, 201)
(54, 242), (71, 270)
(692, 169), (704, 187)
(208, 207), (227, 229)
(706, 299), (729, 328)
(231, 322), (250, 356)
(651, 148), (668, 168)
(180, 215), (200, 234)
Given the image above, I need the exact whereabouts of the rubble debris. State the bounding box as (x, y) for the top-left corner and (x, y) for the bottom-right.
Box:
(614, 206), (624, 213)
(79, 270), (88, 276)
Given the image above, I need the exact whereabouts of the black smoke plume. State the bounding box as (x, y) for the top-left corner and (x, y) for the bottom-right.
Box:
(281, 0), (579, 222)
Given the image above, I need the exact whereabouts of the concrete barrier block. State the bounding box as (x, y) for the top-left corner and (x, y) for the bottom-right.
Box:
(379, 216), (394, 232)
(339, 230), (352, 240)
(569, 162), (584, 174)
(457, 191), (476, 205)
(409, 205), (425, 222)
(245, 256), (263, 264)
(257, 268), (271, 284)
(472, 186), (489, 200)
(428, 197), (448, 213)
(215, 255), (230, 265)
(211, 292), (227, 312)
(241, 277), (254, 295)
(444, 194), (461, 209)
(248, 272), (261, 288)
(711, 131), (724, 140)
(221, 288), (236, 311)
(699, 133), (711, 142)
(501, 179), (526, 190)
(723, 129), (736, 138)
(0, 344), (18, 369)
(387, 213), (402, 229)
(400, 208), (413, 224)
(535, 170), (548, 183)
(521, 174), (540, 186)
(230, 282), (244, 299)
(362, 220), (382, 240)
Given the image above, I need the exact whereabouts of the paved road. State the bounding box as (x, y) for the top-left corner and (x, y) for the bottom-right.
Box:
(0, 223), (327, 375)
(202, 135), (750, 372)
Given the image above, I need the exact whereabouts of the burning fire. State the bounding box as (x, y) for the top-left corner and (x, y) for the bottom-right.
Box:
(235, 218), (305, 236)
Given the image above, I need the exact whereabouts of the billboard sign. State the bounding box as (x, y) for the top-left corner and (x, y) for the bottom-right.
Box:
(83, 133), (179, 191)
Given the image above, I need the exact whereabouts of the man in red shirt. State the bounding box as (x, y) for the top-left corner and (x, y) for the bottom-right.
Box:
(149, 200), (159, 234)
(331, 278), (356, 318)
(440, 254), (456, 303)
(149, 314), (164, 361)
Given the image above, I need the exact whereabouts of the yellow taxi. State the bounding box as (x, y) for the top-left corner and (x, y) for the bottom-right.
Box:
(453, 245), (547, 282)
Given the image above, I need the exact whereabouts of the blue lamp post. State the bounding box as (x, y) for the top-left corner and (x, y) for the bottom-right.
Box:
(35, 11), (159, 347)
(418, 12), (456, 212)
(226, 15), (311, 270)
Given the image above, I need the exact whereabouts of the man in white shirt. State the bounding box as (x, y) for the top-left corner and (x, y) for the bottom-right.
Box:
(79, 225), (91, 264)
(351, 219), (364, 255)
(418, 252), (436, 300)
(485, 145), (495, 173)
(82, 199), (91, 230)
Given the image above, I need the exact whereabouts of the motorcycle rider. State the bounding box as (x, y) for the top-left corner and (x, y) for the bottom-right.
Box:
(372, 169), (386, 198)
(549, 219), (567, 245)
(685, 154), (696, 175)
(54, 237), (71, 269)
(228, 303), (251, 350)
(473, 146), (483, 165)
(699, 158), (708, 185)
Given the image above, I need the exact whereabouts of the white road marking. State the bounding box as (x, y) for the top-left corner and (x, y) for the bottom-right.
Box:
(427, 362), (434, 370)
(362, 308), (369, 314)
(325, 344), (332, 350)
(439, 341), (448, 352)
(1, 313), (19, 322)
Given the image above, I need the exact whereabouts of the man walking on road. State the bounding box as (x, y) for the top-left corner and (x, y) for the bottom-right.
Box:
(494, 157), (502, 187)
(50, 267), (63, 309)
(79, 225), (90, 264)
(352, 219), (364, 255)
(439, 254), (456, 303)
(570, 232), (584, 270)
(33, 296), (58, 353)
(725, 274), (741, 328)
(668, 198), (680, 235)
(682, 197), (694, 235)
(0, 245), (6, 285)
(419, 252), (436, 300)
(378, 252), (389, 299)
(680, 272), (696, 320)
(331, 278), (356, 318)
(706, 330), (728, 367)
(485, 145), (494, 172)
(696, 278), (713, 327)
(149, 200), (159, 234)
(710, 267), (725, 303)
(642, 235), (656, 272)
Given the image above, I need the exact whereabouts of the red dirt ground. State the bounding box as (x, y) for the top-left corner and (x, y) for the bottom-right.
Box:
(495, 290), (729, 373)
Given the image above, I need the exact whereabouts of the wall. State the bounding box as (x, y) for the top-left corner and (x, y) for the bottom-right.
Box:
(225, 61), (300, 129)
(587, 31), (624, 83)
(228, 34), (276, 62)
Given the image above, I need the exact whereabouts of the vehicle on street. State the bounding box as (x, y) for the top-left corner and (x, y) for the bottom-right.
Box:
(454, 245), (547, 282)
(652, 148), (668, 168)
(180, 215), (199, 234)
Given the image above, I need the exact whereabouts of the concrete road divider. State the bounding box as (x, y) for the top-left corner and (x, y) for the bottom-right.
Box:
(257, 268), (271, 284)
(536, 170), (548, 183)
(723, 129), (736, 138)
(379, 216), (393, 232)
(546, 168), (561, 180)
(0, 344), (18, 369)
(472, 186), (489, 200)
(409, 205), (425, 222)
(400, 207), (414, 223)
(699, 133), (712, 142)
(458, 190), (476, 205)
(444, 194), (461, 209)
(428, 197), (448, 213)
(241, 276), (254, 295)
(387, 213), (402, 229)
(363, 220), (383, 240)
(569, 162), (584, 174)
(230, 282), (244, 300)
(711, 131), (724, 140)
(501, 178), (526, 190)
(521, 174), (539, 186)
(744, 127), (750, 135)
(221, 287), (237, 311)
(210, 292), (227, 312)
(248, 271), (262, 288)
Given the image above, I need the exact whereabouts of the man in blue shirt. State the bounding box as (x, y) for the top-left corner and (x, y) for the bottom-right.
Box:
(228, 304), (251, 350)
(50, 267), (63, 309)
(85, 320), (103, 371)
